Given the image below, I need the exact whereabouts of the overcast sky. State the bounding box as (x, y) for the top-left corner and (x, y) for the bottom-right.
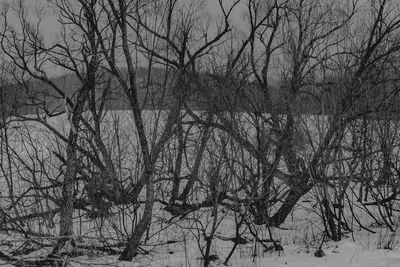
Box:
(1, 0), (377, 78)
(2, 0), (247, 76)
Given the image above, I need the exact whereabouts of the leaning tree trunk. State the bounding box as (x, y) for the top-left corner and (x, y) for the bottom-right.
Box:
(55, 81), (91, 252)
(59, 135), (77, 239)
(119, 169), (154, 260)
(268, 174), (313, 227)
(118, 103), (181, 261)
(178, 115), (212, 203)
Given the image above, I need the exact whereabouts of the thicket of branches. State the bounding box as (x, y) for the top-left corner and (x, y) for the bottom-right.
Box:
(1, 0), (400, 265)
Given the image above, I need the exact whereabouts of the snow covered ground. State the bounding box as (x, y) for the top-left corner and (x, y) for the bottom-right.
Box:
(41, 238), (400, 266)
(2, 230), (398, 267)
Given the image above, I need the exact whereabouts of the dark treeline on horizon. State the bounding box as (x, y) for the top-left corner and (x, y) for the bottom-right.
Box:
(2, 67), (399, 121)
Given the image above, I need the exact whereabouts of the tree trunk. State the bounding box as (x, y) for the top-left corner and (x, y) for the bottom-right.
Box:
(178, 115), (212, 202)
(119, 170), (154, 261)
(170, 120), (184, 203)
(268, 175), (312, 227)
(59, 137), (77, 237)
(57, 67), (95, 251)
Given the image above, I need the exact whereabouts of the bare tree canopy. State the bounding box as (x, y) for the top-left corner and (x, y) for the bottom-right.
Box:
(0, 0), (400, 266)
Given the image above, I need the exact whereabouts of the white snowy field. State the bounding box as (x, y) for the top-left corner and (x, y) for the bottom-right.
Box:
(3, 230), (400, 267)
(113, 239), (400, 267)
(1, 110), (400, 266)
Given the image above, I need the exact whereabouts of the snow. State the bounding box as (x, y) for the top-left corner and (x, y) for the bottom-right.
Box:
(59, 236), (400, 267)
(254, 243), (397, 267)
